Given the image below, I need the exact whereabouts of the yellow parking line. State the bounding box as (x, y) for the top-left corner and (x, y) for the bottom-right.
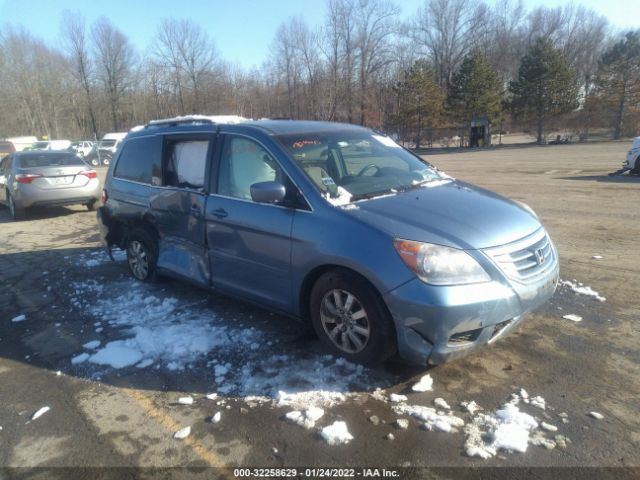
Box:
(126, 388), (234, 479)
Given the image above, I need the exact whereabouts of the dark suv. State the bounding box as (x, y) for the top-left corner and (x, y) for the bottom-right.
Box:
(98, 116), (558, 366)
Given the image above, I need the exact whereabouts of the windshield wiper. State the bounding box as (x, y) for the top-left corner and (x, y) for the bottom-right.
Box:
(350, 189), (396, 201)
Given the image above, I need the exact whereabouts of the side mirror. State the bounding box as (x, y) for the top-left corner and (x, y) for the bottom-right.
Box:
(250, 181), (286, 204)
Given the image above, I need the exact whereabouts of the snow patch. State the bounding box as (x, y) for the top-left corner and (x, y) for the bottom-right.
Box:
(32, 406), (50, 420)
(82, 340), (101, 350)
(71, 353), (90, 364)
(559, 279), (606, 302)
(411, 374), (433, 392)
(68, 280), (390, 405)
(285, 407), (325, 429)
(393, 404), (464, 432)
(324, 186), (352, 206)
(562, 314), (583, 322)
(320, 421), (354, 445)
(389, 393), (408, 403)
(173, 426), (191, 439)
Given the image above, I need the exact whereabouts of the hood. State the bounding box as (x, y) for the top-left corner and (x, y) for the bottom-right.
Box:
(345, 180), (541, 250)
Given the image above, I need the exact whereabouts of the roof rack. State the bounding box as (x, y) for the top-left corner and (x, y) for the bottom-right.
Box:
(145, 115), (248, 129)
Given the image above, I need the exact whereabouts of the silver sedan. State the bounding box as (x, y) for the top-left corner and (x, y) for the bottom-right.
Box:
(0, 151), (101, 220)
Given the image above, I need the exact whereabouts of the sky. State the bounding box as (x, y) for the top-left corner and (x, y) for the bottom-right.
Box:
(0, 0), (637, 69)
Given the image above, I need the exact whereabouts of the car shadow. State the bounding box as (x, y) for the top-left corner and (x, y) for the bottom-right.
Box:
(0, 246), (428, 399)
(0, 204), (93, 224)
(555, 173), (640, 184)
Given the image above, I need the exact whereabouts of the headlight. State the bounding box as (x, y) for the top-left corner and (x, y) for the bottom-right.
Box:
(393, 239), (491, 285)
(513, 200), (538, 219)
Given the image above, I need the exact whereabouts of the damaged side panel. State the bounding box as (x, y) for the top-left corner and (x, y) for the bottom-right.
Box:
(150, 188), (210, 286)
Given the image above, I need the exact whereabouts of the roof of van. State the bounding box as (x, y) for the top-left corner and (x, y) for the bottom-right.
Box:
(127, 117), (370, 139)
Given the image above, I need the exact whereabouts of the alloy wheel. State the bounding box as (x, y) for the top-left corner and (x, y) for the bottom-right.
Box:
(127, 240), (149, 280)
(320, 289), (370, 354)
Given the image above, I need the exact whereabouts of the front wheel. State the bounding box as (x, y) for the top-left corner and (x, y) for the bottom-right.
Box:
(126, 229), (158, 282)
(310, 270), (396, 366)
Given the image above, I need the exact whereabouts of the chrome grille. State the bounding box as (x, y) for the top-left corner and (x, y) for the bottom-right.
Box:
(483, 229), (556, 283)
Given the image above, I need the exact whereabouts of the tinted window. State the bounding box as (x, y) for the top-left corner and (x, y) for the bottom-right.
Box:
(18, 153), (84, 168)
(0, 142), (14, 153)
(114, 136), (160, 184)
(218, 136), (282, 200)
(100, 140), (117, 147)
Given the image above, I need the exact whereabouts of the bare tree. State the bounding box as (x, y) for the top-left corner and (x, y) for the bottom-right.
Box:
(61, 11), (99, 139)
(154, 19), (219, 114)
(91, 17), (134, 131)
(410, 0), (489, 90)
(353, 0), (400, 125)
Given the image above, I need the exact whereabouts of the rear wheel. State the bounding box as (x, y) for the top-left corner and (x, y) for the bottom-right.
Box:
(86, 200), (96, 211)
(126, 228), (158, 282)
(7, 192), (25, 220)
(310, 270), (395, 366)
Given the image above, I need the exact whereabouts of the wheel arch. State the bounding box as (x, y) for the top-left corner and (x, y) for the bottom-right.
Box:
(298, 264), (394, 326)
(110, 213), (159, 249)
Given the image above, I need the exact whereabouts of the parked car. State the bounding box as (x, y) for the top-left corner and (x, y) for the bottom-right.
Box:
(97, 117), (559, 366)
(83, 144), (104, 167)
(0, 140), (16, 160)
(4, 136), (37, 151)
(28, 140), (72, 151)
(0, 151), (100, 220)
(623, 136), (640, 174)
(70, 141), (95, 158)
(97, 132), (127, 165)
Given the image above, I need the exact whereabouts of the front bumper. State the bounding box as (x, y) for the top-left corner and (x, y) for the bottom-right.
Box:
(384, 256), (559, 365)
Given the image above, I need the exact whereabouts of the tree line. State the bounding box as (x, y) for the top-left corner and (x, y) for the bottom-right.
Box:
(0, 0), (638, 145)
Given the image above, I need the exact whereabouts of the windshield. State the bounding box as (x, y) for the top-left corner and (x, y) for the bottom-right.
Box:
(100, 140), (117, 147)
(18, 153), (85, 168)
(31, 142), (49, 149)
(277, 131), (444, 202)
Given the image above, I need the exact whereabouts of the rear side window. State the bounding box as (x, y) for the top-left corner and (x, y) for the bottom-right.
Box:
(18, 153), (84, 168)
(114, 136), (160, 184)
(164, 138), (211, 189)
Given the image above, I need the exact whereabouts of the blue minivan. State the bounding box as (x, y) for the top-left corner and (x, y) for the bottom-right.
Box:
(97, 117), (559, 366)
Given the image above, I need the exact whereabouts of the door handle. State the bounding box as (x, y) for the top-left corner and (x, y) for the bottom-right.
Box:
(190, 204), (201, 217)
(212, 208), (228, 219)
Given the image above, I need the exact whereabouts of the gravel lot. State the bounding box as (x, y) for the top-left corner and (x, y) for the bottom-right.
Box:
(0, 142), (638, 477)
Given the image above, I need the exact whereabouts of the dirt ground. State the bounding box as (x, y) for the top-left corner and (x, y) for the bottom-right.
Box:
(0, 141), (638, 479)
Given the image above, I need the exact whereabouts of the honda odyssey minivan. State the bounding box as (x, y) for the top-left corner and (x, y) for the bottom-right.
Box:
(97, 117), (559, 366)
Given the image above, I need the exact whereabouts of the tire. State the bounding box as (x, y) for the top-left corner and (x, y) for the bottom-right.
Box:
(86, 200), (96, 211)
(633, 158), (640, 175)
(310, 269), (396, 366)
(7, 192), (25, 220)
(126, 228), (158, 282)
